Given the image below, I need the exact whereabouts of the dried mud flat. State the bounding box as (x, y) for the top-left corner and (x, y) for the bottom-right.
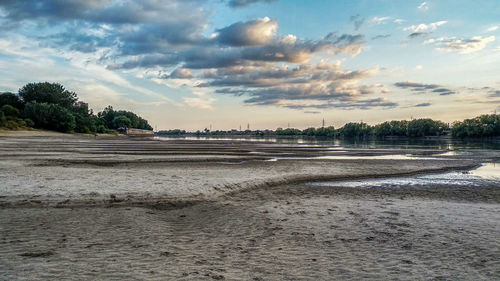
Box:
(1, 131), (499, 280)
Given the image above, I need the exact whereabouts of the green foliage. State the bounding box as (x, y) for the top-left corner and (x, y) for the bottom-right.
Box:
(0, 92), (24, 110)
(157, 129), (186, 135)
(407, 119), (447, 137)
(275, 128), (302, 135)
(4, 120), (19, 130)
(23, 102), (76, 132)
(24, 118), (35, 127)
(98, 105), (152, 130)
(19, 82), (77, 109)
(451, 114), (500, 137)
(1, 104), (20, 117)
(0, 111), (6, 126)
(112, 115), (132, 128)
(72, 103), (98, 133)
(373, 120), (409, 137)
(337, 122), (371, 138)
(1, 82), (153, 134)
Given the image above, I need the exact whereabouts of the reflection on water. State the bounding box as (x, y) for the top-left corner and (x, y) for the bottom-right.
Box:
(156, 135), (500, 150)
(310, 163), (500, 188)
(267, 154), (452, 161)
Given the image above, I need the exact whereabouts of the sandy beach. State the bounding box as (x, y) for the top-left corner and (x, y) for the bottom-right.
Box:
(1, 131), (499, 280)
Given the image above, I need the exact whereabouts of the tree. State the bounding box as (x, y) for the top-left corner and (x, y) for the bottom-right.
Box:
(23, 102), (76, 132)
(112, 115), (132, 128)
(338, 122), (371, 137)
(0, 92), (24, 109)
(98, 105), (152, 130)
(18, 82), (77, 109)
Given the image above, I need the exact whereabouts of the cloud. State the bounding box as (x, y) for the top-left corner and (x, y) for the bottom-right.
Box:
(0, 0), (390, 111)
(350, 14), (364, 31)
(394, 81), (456, 95)
(489, 90), (500, 97)
(415, 103), (431, 107)
(371, 17), (391, 25)
(282, 98), (397, 110)
(415, 65), (423, 70)
(209, 63), (396, 109)
(304, 111), (320, 114)
(487, 26), (499, 32)
(372, 34), (391, 40)
(183, 92), (215, 110)
(164, 68), (193, 79)
(227, 0), (278, 8)
(408, 32), (430, 39)
(111, 32), (365, 70)
(394, 81), (439, 90)
(215, 17), (278, 46)
(425, 36), (495, 54)
(393, 19), (405, 24)
(404, 21), (447, 33)
(418, 2), (429, 11)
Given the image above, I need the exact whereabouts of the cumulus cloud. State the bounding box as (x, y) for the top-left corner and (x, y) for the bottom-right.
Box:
(394, 81), (456, 95)
(227, 0), (278, 8)
(163, 68), (193, 79)
(0, 0), (394, 111)
(404, 21), (447, 33)
(216, 17), (278, 46)
(208, 63), (395, 109)
(425, 36), (495, 54)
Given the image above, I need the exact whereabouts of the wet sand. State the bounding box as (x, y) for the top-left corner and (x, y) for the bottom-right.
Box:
(1, 131), (499, 280)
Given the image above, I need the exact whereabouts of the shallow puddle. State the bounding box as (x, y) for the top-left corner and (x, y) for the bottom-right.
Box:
(310, 163), (500, 188)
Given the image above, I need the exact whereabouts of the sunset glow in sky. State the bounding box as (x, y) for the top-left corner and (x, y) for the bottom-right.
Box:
(1, 0), (499, 130)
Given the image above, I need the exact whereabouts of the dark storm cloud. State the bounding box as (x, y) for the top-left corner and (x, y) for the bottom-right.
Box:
(227, 0), (278, 8)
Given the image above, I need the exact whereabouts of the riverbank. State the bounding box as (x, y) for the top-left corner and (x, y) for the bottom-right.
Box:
(0, 132), (499, 280)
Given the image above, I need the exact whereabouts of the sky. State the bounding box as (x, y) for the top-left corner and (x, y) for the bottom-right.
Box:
(0, 0), (499, 130)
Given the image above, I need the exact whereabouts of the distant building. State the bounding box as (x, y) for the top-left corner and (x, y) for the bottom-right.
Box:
(118, 127), (154, 137)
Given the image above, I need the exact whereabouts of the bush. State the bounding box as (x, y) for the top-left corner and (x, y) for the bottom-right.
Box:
(0, 111), (5, 126)
(4, 120), (19, 130)
(24, 118), (35, 127)
(1, 104), (20, 117)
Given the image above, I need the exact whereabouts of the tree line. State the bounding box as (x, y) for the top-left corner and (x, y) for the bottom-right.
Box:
(158, 115), (500, 138)
(0, 82), (152, 133)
